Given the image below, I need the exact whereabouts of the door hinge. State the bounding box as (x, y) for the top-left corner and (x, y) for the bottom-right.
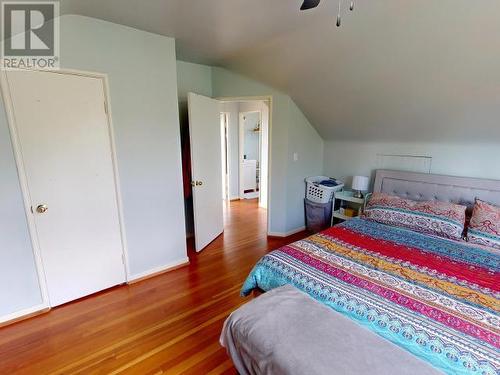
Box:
(104, 101), (108, 115)
(121, 253), (126, 265)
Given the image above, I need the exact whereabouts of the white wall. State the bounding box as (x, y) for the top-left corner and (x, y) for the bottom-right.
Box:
(220, 101), (240, 200)
(324, 141), (500, 189)
(0, 15), (187, 318)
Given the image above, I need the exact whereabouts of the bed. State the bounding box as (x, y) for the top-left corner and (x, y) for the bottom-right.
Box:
(222, 170), (500, 375)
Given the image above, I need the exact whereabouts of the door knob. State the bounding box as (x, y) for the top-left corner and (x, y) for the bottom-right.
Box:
(191, 181), (203, 186)
(197, 181), (203, 186)
(36, 204), (48, 214)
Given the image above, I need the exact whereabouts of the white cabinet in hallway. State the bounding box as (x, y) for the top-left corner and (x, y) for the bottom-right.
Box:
(242, 160), (258, 193)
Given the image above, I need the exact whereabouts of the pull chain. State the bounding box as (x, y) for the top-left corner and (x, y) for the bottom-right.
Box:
(336, 0), (342, 27)
(336, 0), (355, 28)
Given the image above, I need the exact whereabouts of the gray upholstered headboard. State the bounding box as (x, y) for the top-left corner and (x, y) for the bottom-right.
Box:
(373, 170), (500, 209)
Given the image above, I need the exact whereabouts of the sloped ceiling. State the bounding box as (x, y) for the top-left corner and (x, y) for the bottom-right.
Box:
(61, 0), (500, 142)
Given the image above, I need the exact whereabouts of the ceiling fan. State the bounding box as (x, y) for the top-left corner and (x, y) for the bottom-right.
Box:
(300, 0), (321, 11)
(300, 0), (355, 27)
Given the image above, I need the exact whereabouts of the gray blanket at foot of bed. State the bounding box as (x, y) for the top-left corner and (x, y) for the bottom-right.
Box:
(220, 285), (442, 375)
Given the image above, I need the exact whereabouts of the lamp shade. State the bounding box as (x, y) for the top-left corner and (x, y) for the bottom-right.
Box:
(352, 176), (369, 191)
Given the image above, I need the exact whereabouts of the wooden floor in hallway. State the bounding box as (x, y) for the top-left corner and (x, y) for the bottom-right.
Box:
(0, 199), (308, 374)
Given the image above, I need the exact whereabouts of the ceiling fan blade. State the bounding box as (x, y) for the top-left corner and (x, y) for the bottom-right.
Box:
(300, 0), (321, 11)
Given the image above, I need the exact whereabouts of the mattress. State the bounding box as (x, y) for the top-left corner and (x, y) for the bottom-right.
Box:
(240, 218), (499, 375)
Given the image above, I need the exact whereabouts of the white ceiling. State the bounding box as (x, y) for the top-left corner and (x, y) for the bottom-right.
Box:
(61, 0), (500, 142)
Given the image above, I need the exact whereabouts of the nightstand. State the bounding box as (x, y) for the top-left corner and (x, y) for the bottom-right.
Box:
(331, 190), (371, 224)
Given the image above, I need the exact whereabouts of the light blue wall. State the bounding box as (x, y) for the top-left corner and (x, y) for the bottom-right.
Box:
(177, 61), (213, 99)
(243, 112), (260, 161)
(0, 15), (187, 318)
(212, 67), (324, 234)
(286, 99), (324, 231)
(176, 61), (214, 235)
(324, 141), (500, 188)
(177, 61), (213, 128)
(0, 98), (43, 316)
(60, 16), (187, 277)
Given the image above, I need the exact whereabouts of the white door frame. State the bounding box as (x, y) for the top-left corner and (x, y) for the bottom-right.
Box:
(216, 96), (272, 235)
(220, 112), (230, 201)
(238, 110), (262, 199)
(0, 67), (130, 323)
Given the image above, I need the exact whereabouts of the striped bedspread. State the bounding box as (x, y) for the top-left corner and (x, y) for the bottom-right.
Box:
(242, 218), (500, 375)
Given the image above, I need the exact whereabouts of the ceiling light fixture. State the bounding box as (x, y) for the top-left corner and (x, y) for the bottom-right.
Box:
(300, 0), (355, 28)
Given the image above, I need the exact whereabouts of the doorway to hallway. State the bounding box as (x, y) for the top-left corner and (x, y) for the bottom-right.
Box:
(182, 93), (271, 253)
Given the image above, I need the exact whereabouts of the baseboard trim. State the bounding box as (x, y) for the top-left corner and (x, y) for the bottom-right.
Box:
(0, 304), (50, 327)
(0, 258), (192, 326)
(242, 192), (259, 200)
(128, 257), (190, 284)
(268, 226), (306, 238)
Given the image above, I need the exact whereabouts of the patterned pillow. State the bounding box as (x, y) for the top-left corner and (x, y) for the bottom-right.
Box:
(467, 199), (500, 250)
(363, 192), (466, 241)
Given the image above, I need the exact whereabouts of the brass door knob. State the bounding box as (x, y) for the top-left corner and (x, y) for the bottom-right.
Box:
(36, 204), (48, 214)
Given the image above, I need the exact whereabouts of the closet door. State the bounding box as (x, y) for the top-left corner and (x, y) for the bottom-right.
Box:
(5, 70), (126, 306)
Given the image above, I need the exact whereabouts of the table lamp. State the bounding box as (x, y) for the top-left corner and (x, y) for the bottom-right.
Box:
(352, 176), (369, 199)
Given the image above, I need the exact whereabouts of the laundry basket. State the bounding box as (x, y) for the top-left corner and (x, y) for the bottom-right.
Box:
(305, 198), (333, 233)
(305, 176), (344, 204)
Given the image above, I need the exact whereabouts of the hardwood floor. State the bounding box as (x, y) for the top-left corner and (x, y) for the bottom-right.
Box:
(0, 199), (308, 374)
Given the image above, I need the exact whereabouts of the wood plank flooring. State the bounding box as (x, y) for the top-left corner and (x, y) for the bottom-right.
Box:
(0, 199), (308, 374)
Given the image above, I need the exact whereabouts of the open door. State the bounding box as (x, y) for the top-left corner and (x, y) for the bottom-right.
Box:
(187, 93), (224, 252)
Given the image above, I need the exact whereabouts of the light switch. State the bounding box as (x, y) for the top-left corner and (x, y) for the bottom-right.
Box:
(293, 152), (299, 162)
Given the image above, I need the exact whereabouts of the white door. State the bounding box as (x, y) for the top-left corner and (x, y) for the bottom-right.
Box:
(5, 70), (126, 306)
(187, 93), (223, 252)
